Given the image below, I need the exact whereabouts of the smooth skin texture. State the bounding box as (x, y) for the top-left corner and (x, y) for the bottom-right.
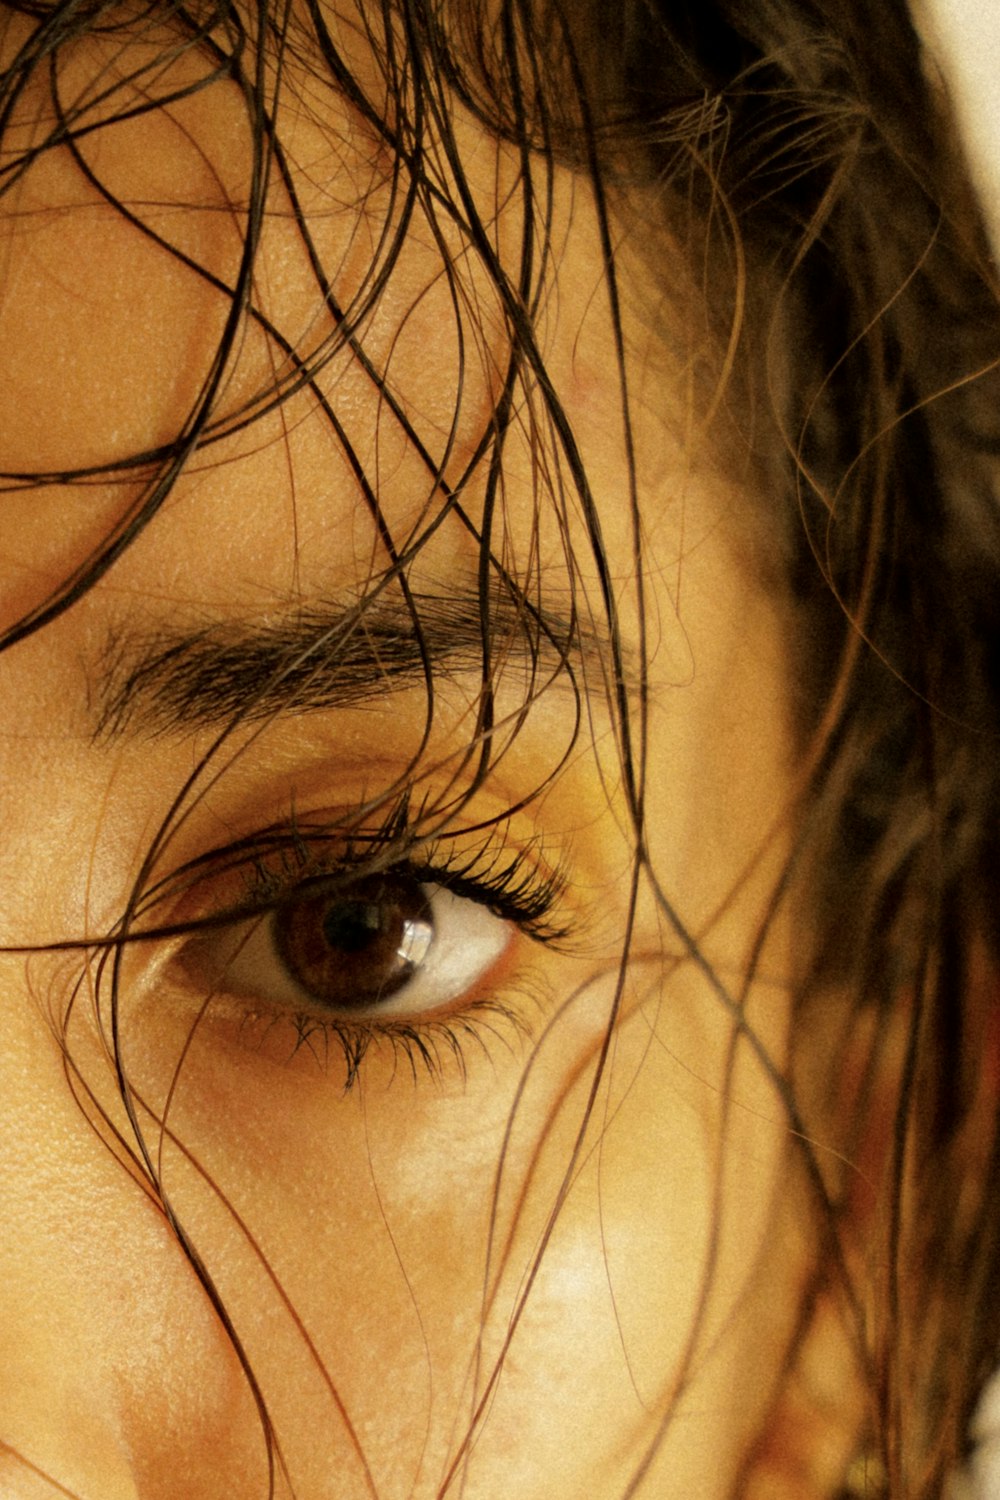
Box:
(0, 11), (825, 1498)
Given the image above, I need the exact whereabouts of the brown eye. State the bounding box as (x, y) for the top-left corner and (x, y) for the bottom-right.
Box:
(273, 873), (435, 1011)
(185, 867), (512, 1025)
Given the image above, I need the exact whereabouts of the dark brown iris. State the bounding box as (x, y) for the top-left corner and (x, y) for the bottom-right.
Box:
(273, 872), (434, 1011)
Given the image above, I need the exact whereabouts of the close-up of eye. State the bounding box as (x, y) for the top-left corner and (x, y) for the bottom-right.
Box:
(186, 868), (514, 1021)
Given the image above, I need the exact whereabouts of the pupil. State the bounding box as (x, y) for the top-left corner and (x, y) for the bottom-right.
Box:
(323, 900), (383, 954)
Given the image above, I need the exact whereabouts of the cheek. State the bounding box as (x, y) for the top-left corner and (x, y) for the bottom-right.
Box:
(103, 1213), (268, 1500)
(109, 976), (615, 1491)
(0, 953), (267, 1500)
(108, 952), (792, 1500)
(476, 980), (793, 1499)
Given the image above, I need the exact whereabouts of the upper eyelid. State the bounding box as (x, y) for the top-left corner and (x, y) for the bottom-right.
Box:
(132, 819), (572, 954)
(236, 841), (572, 938)
(131, 790), (425, 916)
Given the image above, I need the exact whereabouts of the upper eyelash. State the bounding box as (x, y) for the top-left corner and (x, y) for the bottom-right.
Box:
(221, 790), (573, 947)
(118, 790), (574, 966)
(235, 831), (571, 943)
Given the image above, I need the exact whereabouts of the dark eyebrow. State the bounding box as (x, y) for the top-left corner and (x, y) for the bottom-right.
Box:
(93, 588), (624, 743)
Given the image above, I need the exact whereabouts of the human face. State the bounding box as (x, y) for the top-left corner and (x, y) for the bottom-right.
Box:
(0, 9), (801, 1498)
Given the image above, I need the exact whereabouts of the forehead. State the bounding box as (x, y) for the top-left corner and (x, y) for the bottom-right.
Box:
(0, 3), (647, 634)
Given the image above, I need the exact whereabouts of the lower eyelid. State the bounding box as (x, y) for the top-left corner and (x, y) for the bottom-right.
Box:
(147, 962), (546, 1089)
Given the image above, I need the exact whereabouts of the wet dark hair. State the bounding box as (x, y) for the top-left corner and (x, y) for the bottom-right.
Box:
(2, 0), (999, 1495)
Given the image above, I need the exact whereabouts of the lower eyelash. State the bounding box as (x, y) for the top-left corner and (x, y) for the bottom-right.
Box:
(234, 990), (537, 1090)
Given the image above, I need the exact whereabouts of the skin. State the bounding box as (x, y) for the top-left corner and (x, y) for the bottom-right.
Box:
(0, 9), (826, 1498)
